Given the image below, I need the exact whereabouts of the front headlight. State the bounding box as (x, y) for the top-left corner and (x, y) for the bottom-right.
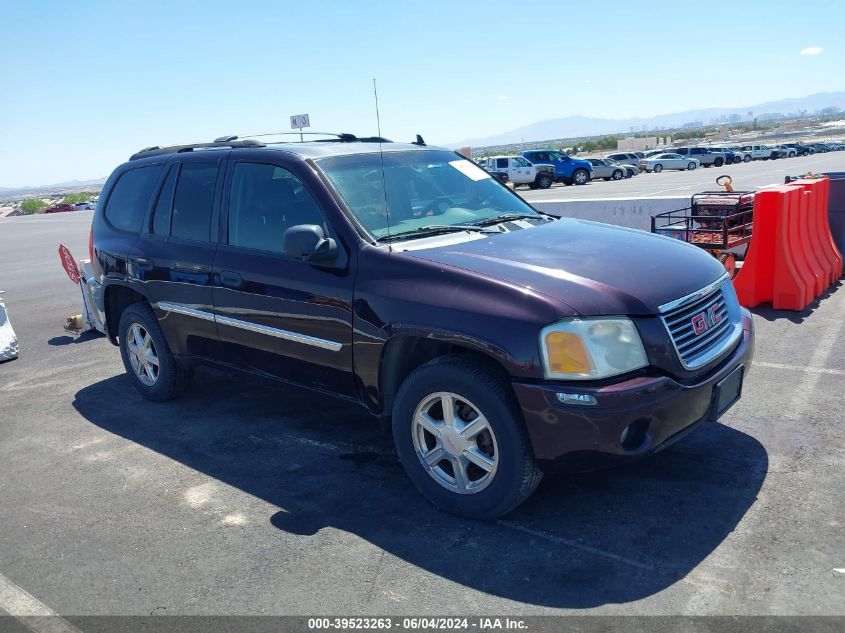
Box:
(540, 317), (648, 380)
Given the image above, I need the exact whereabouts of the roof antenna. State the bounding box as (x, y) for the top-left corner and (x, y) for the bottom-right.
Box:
(414, 134), (426, 146)
(374, 78), (391, 244)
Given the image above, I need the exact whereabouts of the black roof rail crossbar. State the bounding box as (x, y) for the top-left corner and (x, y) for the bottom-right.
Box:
(129, 139), (265, 160)
(237, 132), (397, 143)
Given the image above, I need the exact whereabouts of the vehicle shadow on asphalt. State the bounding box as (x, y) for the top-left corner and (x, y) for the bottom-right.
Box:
(72, 369), (767, 608)
(749, 280), (841, 323)
(47, 331), (105, 346)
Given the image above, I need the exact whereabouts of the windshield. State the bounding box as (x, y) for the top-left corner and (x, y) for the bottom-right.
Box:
(316, 150), (541, 240)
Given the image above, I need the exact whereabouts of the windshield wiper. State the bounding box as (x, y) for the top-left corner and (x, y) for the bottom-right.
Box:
(379, 225), (500, 242)
(471, 212), (554, 227)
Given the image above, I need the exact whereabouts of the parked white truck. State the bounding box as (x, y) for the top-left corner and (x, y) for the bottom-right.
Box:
(738, 145), (781, 161)
(482, 155), (555, 189)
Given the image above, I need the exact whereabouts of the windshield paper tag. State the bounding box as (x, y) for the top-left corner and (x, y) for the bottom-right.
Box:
(449, 160), (491, 181)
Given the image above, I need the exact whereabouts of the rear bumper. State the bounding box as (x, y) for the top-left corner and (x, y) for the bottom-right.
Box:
(513, 311), (754, 473)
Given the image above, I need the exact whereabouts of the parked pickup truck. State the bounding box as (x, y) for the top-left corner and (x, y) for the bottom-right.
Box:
(92, 135), (754, 519)
(739, 145), (781, 160)
(482, 155), (555, 189)
(522, 149), (593, 185)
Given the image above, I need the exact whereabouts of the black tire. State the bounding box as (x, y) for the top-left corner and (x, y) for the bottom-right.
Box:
(688, 162), (697, 170)
(653, 163), (663, 173)
(392, 354), (542, 520)
(703, 163), (712, 167)
(733, 156), (742, 164)
(535, 173), (552, 189)
(562, 179), (573, 186)
(603, 177), (611, 181)
(714, 157), (724, 167)
(611, 169), (623, 180)
(572, 169), (589, 185)
(743, 154), (752, 163)
(118, 302), (191, 402)
(625, 169), (633, 178)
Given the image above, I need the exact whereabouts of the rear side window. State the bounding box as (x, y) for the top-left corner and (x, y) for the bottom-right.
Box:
(104, 165), (163, 232)
(496, 158), (508, 169)
(171, 162), (219, 242)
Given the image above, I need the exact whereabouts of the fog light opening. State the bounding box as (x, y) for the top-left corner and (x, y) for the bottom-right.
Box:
(620, 418), (651, 452)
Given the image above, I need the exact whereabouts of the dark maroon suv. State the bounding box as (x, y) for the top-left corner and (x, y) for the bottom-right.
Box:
(91, 135), (754, 519)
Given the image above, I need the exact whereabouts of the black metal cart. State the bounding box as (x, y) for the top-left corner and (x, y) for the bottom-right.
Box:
(651, 182), (753, 278)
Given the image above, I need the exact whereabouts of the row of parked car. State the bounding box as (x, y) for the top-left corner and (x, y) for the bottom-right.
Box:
(476, 139), (844, 187)
(43, 198), (98, 213)
(475, 151), (637, 189)
(609, 140), (844, 173)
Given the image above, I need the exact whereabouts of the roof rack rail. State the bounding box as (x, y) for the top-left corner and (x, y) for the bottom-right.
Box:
(129, 138), (265, 161)
(237, 131), (408, 144)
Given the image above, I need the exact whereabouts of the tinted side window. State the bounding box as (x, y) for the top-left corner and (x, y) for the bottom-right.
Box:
(171, 162), (218, 242)
(496, 158), (508, 169)
(228, 163), (326, 254)
(151, 164), (178, 235)
(104, 165), (163, 232)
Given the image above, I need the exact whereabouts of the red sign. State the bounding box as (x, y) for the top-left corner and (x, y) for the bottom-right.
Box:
(59, 244), (81, 285)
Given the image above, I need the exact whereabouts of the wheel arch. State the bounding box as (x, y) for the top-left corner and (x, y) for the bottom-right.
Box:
(104, 282), (148, 344)
(378, 334), (513, 420)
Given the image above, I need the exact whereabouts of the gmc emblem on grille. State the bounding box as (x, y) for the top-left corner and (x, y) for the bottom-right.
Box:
(691, 305), (722, 335)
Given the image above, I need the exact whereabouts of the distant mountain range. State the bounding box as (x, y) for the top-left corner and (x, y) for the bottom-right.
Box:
(453, 91), (845, 148)
(0, 178), (106, 199)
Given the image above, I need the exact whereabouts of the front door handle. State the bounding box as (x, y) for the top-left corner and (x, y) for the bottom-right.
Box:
(220, 270), (243, 287)
(173, 263), (211, 274)
(133, 257), (154, 271)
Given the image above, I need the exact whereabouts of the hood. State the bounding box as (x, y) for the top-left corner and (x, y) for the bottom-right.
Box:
(572, 158), (593, 170)
(403, 218), (727, 316)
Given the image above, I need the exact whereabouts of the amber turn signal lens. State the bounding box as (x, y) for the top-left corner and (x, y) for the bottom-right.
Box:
(545, 331), (591, 374)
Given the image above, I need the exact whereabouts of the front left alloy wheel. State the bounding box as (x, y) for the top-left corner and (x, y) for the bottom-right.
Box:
(392, 355), (542, 519)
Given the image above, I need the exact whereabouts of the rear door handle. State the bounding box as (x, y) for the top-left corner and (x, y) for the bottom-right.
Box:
(220, 270), (242, 287)
(133, 257), (154, 271)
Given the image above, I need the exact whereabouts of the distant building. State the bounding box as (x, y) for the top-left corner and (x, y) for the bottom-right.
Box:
(617, 136), (658, 151)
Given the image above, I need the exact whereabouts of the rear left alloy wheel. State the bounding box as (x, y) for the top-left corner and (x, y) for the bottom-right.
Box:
(119, 303), (191, 401)
(611, 169), (623, 180)
(392, 355), (542, 519)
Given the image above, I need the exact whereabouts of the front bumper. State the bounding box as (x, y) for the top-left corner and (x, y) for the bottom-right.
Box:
(513, 311), (754, 472)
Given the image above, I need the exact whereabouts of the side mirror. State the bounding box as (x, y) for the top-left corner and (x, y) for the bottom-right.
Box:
(282, 224), (338, 263)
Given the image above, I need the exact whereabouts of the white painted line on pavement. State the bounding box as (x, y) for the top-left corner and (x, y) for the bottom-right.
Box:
(754, 362), (845, 376)
(0, 572), (83, 633)
(498, 520), (654, 570)
(779, 289), (844, 421)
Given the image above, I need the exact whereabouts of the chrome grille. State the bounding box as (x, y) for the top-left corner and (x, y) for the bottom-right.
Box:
(661, 281), (735, 369)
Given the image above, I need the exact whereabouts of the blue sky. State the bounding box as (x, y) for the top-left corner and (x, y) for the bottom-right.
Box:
(1, 0), (842, 187)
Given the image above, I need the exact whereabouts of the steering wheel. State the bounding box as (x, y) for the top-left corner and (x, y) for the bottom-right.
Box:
(420, 196), (453, 216)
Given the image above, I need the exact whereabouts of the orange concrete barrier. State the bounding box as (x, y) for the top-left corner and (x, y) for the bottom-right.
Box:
(791, 178), (843, 283)
(794, 184), (827, 296)
(733, 178), (842, 310)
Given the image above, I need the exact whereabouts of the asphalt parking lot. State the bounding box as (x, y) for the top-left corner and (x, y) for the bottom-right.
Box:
(0, 207), (843, 617)
(521, 151), (845, 201)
